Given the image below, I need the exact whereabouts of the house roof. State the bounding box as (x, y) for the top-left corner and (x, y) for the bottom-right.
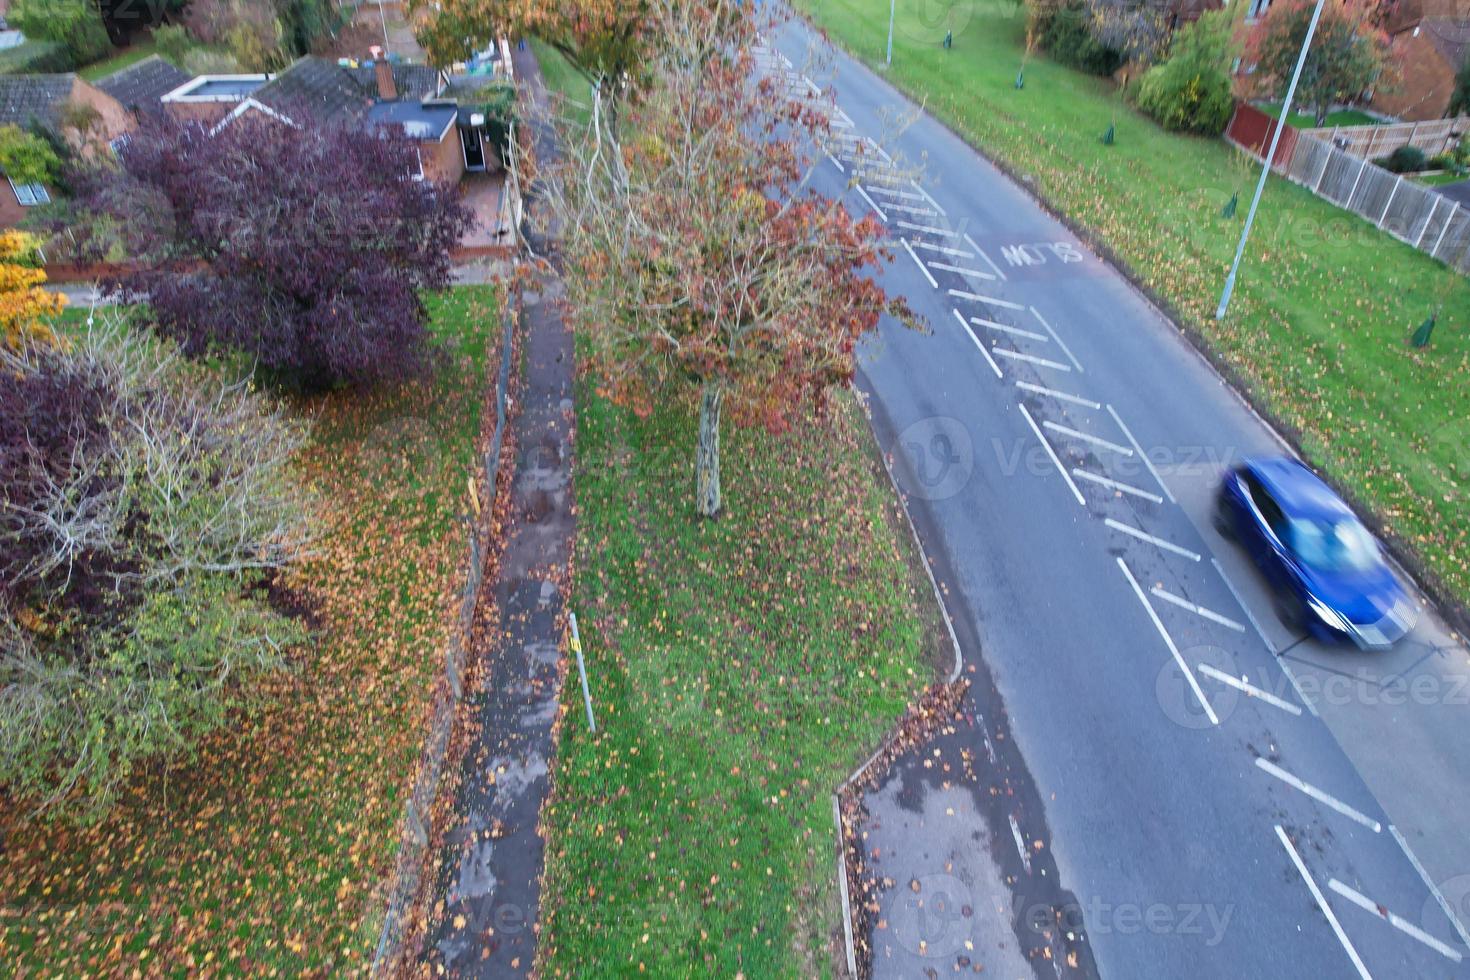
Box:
(252, 57), (371, 124)
(350, 62), (444, 101)
(1420, 17), (1470, 71)
(97, 55), (194, 117)
(363, 99), (457, 140)
(0, 73), (76, 132)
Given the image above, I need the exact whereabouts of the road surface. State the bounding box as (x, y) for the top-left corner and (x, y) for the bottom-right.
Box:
(760, 19), (1470, 980)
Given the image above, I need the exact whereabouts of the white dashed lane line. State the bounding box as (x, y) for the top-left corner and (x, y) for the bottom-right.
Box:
(929, 260), (995, 281)
(1029, 306), (1083, 373)
(1255, 758), (1382, 833)
(949, 289), (1024, 310)
(1276, 826), (1374, 980)
(971, 316), (1046, 342)
(1073, 469), (1164, 504)
(1117, 557), (1218, 725)
(1196, 663), (1303, 716)
(1327, 878), (1465, 962)
(1042, 421), (1131, 455)
(1149, 586), (1247, 631)
(1016, 381), (1101, 410)
(1104, 518), (1202, 561)
(900, 238), (938, 288)
(866, 185), (925, 200)
(912, 182), (946, 216)
(827, 153), (845, 174)
(854, 185), (887, 221)
(1019, 403), (1085, 507)
(952, 309), (1002, 379)
(1105, 404), (1176, 504)
(993, 348), (1073, 372)
(963, 233), (1007, 280)
(910, 240), (973, 259)
(884, 202), (939, 216)
(1008, 813), (1032, 874)
(1390, 824), (1470, 950)
(897, 219), (958, 238)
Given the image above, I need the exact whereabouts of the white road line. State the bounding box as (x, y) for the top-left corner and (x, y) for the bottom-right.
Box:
(859, 168), (905, 185)
(897, 219), (957, 238)
(901, 239), (938, 289)
(964, 233), (1007, 281)
(1029, 307), (1083, 374)
(1328, 879), (1465, 962)
(1256, 758), (1381, 833)
(1104, 404), (1176, 504)
(1019, 403), (1084, 507)
(994, 348), (1073, 372)
(866, 185), (924, 200)
(929, 260), (996, 281)
(1149, 587), (1246, 631)
(1275, 657), (1320, 719)
(1117, 557), (1217, 724)
(971, 316), (1046, 342)
(912, 182), (946, 216)
(834, 107), (854, 127)
(1074, 469), (1164, 504)
(1016, 382), (1101, 410)
(827, 153), (845, 174)
(1104, 518), (1202, 561)
(910, 240), (973, 258)
(952, 309), (1003, 379)
(1043, 421), (1131, 455)
(1008, 813), (1032, 874)
(1276, 826), (1373, 980)
(948, 289), (1024, 310)
(885, 202), (939, 216)
(855, 185), (887, 222)
(1391, 824), (1470, 950)
(803, 75), (822, 97)
(1196, 663), (1303, 715)
(1209, 558), (1276, 649)
(863, 136), (893, 163)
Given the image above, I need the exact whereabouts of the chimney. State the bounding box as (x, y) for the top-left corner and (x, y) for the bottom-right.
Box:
(370, 47), (396, 101)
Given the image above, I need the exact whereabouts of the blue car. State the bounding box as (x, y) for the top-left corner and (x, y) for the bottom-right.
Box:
(1214, 457), (1417, 649)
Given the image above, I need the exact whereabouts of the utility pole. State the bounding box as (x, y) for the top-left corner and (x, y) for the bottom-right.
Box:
(886, 0), (895, 66)
(1215, 0), (1327, 320)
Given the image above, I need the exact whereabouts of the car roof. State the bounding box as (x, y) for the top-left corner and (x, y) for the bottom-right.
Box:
(1246, 457), (1353, 521)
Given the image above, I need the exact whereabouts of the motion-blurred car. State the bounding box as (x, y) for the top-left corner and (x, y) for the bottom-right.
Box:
(1214, 457), (1416, 649)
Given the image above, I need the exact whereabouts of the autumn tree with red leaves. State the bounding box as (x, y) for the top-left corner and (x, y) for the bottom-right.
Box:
(540, 0), (911, 518)
(1246, 0), (1396, 127)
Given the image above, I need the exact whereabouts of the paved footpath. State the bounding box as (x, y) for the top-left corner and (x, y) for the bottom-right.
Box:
(421, 46), (574, 978)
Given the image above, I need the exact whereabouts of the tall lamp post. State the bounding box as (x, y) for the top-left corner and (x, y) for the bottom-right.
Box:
(886, 0), (896, 65)
(1215, 0), (1327, 320)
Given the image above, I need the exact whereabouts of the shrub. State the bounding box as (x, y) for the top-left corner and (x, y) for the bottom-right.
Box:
(0, 318), (312, 819)
(8, 0), (112, 65)
(77, 113), (473, 388)
(1135, 10), (1238, 136)
(152, 23), (193, 65)
(226, 21), (285, 71)
(1035, 1), (1124, 76)
(0, 39), (75, 74)
(0, 231), (65, 349)
(1377, 145), (1428, 173)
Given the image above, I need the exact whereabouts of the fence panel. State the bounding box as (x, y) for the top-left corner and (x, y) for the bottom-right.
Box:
(1305, 118), (1468, 160)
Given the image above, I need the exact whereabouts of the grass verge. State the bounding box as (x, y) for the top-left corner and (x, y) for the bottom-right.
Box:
(1258, 101), (1379, 128)
(798, 0), (1470, 613)
(78, 40), (160, 81)
(537, 379), (940, 977)
(0, 287), (497, 974)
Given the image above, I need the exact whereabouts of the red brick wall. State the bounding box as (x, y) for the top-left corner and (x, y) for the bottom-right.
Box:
(420, 127), (465, 185)
(1371, 32), (1454, 122)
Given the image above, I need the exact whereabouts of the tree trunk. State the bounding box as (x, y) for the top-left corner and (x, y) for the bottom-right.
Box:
(695, 384), (724, 518)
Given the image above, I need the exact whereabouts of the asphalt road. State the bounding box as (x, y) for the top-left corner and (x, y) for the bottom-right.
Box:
(762, 20), (1470, 980)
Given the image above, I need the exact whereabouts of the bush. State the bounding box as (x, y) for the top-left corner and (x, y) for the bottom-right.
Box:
(1134, 11), (1237, 135)
(1377, 145), (1428, 173)
(0, 318), (312, 819)
(8, 0), (112, 65)
(152, 23), (193, 65)
(1036, 2), (1124, 77)
(0, 39), (75, 75)
(77, 113), (473, 388)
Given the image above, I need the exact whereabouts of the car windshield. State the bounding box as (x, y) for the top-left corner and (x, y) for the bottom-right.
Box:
(1287, 517), (1380, 572)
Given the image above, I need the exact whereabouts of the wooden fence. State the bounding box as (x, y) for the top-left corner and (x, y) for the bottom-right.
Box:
(1303, 117), (1469, 160)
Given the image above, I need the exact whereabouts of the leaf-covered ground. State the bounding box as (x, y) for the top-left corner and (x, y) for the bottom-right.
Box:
(0, 287), (497, 975)
(799, 0), (1470, 609)
(537, 379), (942, 977)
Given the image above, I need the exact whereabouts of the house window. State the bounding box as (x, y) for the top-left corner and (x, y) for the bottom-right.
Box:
(8, 177), (49, 206)
(1246, 0), (1270, 20)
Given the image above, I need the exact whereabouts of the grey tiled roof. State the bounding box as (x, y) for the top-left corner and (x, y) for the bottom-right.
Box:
(97, 55), (193, 117)
(350, 62), (444, 101)
(253, 57), (371, 124)
(0, 73), (76, 132)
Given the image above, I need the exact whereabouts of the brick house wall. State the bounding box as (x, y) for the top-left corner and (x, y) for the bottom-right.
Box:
(68, 77), (134, 149)
(419, 126), (465, 184)
(1371, 31), (1455, 121)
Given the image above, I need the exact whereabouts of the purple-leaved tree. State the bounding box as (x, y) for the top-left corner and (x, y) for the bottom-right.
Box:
(79, 111), (473, 387)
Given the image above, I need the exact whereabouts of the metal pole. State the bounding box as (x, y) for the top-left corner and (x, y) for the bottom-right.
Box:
(886, 0), (895, 65)
(569, 612), (597, 732)
(1215, 0), (1328, 321)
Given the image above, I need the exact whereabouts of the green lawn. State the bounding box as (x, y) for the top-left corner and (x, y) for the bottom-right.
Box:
(1258, 101), (1379, 129)
(79, 40), (159, 81)
(530, 39), (593, 125)
(0, 288), (498, 974)
(1417, 171), (1468, 187)
(537, 382), (939, 976)
(798, 0), (1470, 609)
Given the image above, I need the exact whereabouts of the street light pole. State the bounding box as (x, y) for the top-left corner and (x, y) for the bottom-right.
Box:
(886, 0), (895, 65)
(1215, 0), (1327, 320)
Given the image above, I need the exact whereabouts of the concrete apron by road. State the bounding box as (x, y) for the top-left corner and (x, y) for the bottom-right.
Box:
(761, 20), (1470, 980)
(421, 282), (574, 977)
